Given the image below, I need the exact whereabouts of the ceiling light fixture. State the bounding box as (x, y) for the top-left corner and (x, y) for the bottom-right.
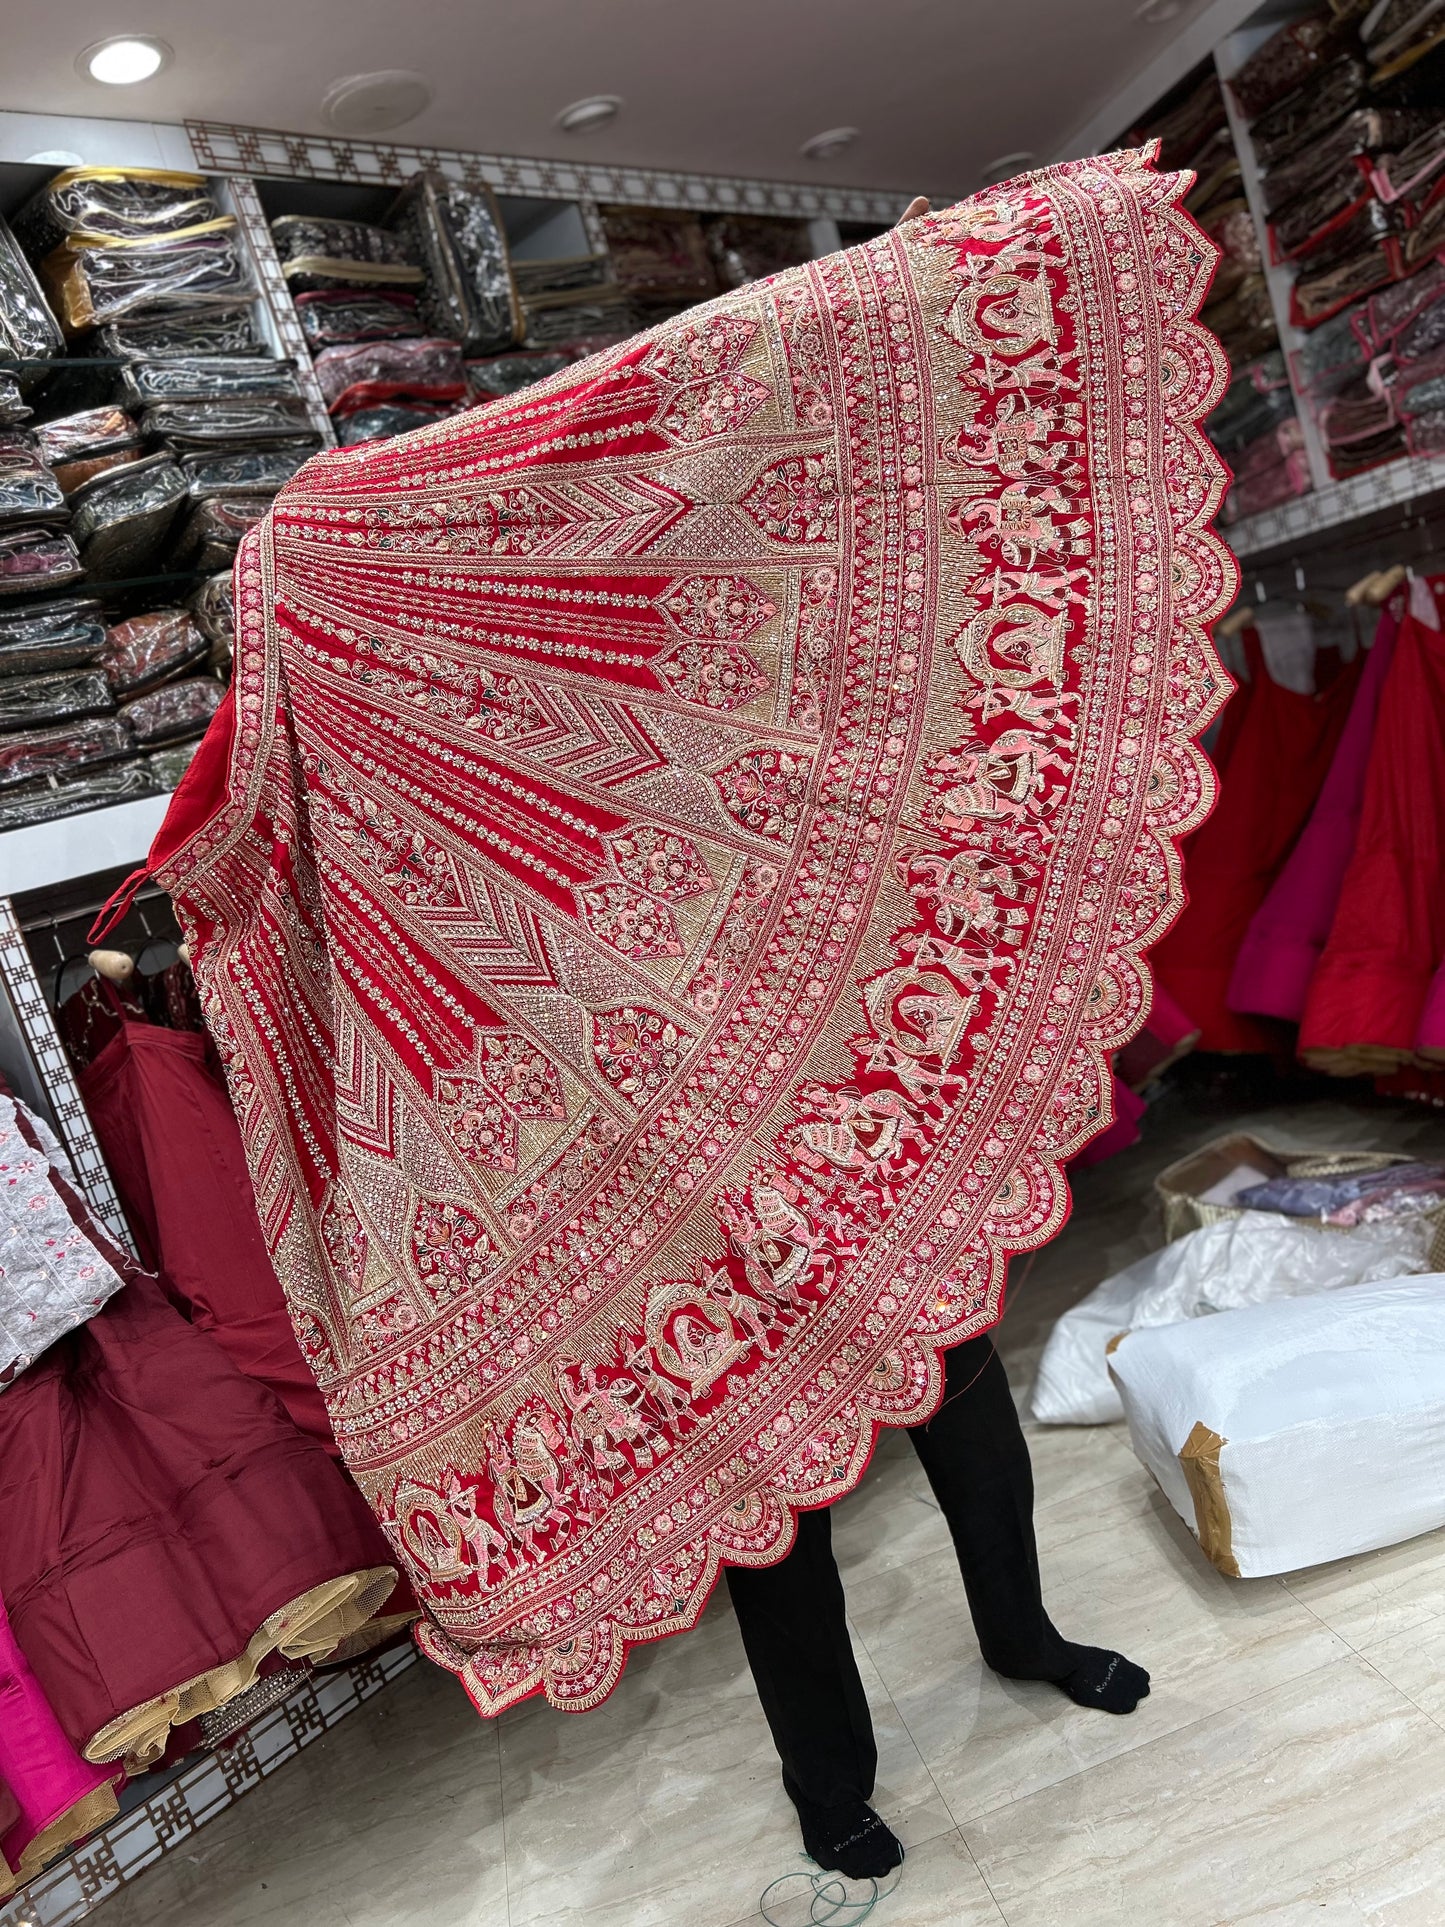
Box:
(78, 36), (171, 85)
(556, 96), (622, 134)
(322, 70), (434, 133)
(800, 127), (860, 163)
(1135, 0), (1185, 20)
(979, 149), (1035, 184)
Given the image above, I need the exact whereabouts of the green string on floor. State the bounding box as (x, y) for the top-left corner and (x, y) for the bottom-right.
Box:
(759, 1857), (903, 1925)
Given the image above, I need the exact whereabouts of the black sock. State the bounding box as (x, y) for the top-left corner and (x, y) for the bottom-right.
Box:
(786, 1789), (904, 1879)
(1049, 1642), (1150, 1713)
(991, 1639), (1150, 1713)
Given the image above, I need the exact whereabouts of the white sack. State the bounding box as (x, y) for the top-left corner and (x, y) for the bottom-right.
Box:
(1029, 1209), (1431, 1425)
(1107, 1274), (1445, 1578)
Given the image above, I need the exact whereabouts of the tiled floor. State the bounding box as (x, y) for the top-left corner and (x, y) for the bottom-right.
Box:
(93, 1086), (1445, 1926)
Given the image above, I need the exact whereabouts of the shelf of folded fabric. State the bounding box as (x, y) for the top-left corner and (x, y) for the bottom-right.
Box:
(1214, 3), (1445, 519)
(1223, 444), (1445, 555)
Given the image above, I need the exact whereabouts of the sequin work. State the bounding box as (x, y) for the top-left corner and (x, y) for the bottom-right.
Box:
(153, 150), (1235, 1715)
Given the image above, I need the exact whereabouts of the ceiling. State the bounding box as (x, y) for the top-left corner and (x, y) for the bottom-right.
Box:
(7, 0), (1220, 196)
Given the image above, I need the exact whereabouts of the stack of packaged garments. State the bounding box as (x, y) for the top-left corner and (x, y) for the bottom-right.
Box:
(1228, 573), (1445, 1087)
(509, 251), (631, 351)
(1153, 610), (1361, 1054)
(0, 1075), (406, 1890)
(1227, 9), (1445, 478)
(273, 200), (481, 446)
(1131, 69), (1308, 519)
(701, 214), (812, 288)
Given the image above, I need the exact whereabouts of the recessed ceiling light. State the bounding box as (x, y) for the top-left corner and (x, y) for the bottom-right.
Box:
(322, 70), (434, 134)
(800, 127), (860, 163)
(1136, 0), (1185, 20)
(979, 149), (1035, 184)
(78, 36), (171, 86)
(556, 96), (622, 134)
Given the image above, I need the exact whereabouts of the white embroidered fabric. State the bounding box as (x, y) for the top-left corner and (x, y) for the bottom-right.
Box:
(0, 1089), (125, 1387)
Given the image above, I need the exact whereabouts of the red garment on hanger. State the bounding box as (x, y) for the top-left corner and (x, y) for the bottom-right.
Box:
(1151, 628), (1359, 1053)
(1300, 606), (1445, 1071)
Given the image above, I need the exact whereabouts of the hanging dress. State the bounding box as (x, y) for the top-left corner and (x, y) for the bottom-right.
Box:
(131, 151), (1235, 1717)
(1300, 604), (1445, 1071)
(1150, 627), (1359, 1052)
(0, 1092), (397, 1770)
(1227, 601), (1401, 1022)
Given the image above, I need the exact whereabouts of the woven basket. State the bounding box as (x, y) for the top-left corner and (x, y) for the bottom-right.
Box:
(1154, 1132), (1445, 1270)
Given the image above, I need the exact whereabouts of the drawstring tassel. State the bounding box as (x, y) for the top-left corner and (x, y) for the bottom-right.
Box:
(87, 867), (151, 946)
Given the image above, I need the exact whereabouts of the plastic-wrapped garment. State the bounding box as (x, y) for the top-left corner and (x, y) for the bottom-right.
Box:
(702, 214), (812, 290)
(0, 759), (155, 830)
(1238, 1160), (1445, 1220)
(1225, 447), (1313, 519)
(141, 398), (317, 450)
(11, 169), (217, 258)
(1253, 58), (1368, 169)
(0, 1088), (127, 1387)
(0, 597), (106, 677)
(0, 378), (28, 426)
(312, 336), (467, 409)
(67, 453), (187, 579)
(511, 254), (612, 299)
(119, 676), (223, 745)
(1207, 360), (1297, 454)
(181, 448), (310, 500)
(0, 436), (65, 525)
(0, 527), (82, 596)
(0, 669), (113, 731)
(169, 493), (269, 569)
(1263, 108), (1427, 217)
(1371, 119), (1445, 202)
(1139, 70), (1228, 171)
(1406, 402), (1445, 450)
(102, 610), (209, 699)
(1291, 304), (1368, 395)
(1364, 0), (1445, 62)
(334, 403), (454, 444)
(1111, 1276), (1445, 1579)
(521, 293), (633, 347)
(0, 715), (131, 788)
(1201, 200), (1264, 298)
(97, 307), (263, 362)
(122, 359), (302, 406)
(386, 172), (518, 356)
(1328, 422), (1407, 475)
(1186, 138), (1242, 219)
(188, 572), (235, 654)
(294, 289), (423, 346)
(40, 222), (254, 335)
(1403, 189), (1445, 266)
(0, 215), (64, 375)
(145, 739), (200, 791)
(465, 350), (571, 400)
(36, 407), (142, 478)
(599, 205), (717, 306)
(1203, 271), (1278, 365)
(1230, 10), (1351, 119)
(1030, 1208), (1432, 1425)
(271, 215), (422, 293)
(1293, 234), (1397, 330)
(1393, 281), (1445, 361)
(1273, 162), (1381, 259)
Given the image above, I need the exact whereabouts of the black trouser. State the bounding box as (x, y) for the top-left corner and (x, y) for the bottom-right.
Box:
(725, 1333), (1069, 1808)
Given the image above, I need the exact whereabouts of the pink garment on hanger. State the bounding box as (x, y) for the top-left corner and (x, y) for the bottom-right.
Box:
(1227, 603), (1402, 1022)
(0, 1588), (118, 1895)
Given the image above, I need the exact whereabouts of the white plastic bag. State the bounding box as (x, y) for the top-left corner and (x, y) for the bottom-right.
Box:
(1029, 1209), (1431, 1425)
(1107, 1275), (1445, 1577)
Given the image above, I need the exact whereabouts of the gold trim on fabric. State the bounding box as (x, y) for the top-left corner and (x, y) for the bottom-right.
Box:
(40, 166), (206, 191)
(82, 1566), (397, 1770)
(0, 1781), (121, 1896)
(1179, 1420), (1240, 1577)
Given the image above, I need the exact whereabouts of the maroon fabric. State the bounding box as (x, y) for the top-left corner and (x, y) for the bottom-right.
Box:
(78, 1016), (340, 1456)
(0, 1164), (388, 1755)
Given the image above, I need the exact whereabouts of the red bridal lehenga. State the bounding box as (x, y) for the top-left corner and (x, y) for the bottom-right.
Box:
(134, 149), (1234, 1716)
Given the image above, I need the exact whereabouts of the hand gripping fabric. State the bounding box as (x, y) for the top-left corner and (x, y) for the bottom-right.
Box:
(149, 148), (1235, 1716)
